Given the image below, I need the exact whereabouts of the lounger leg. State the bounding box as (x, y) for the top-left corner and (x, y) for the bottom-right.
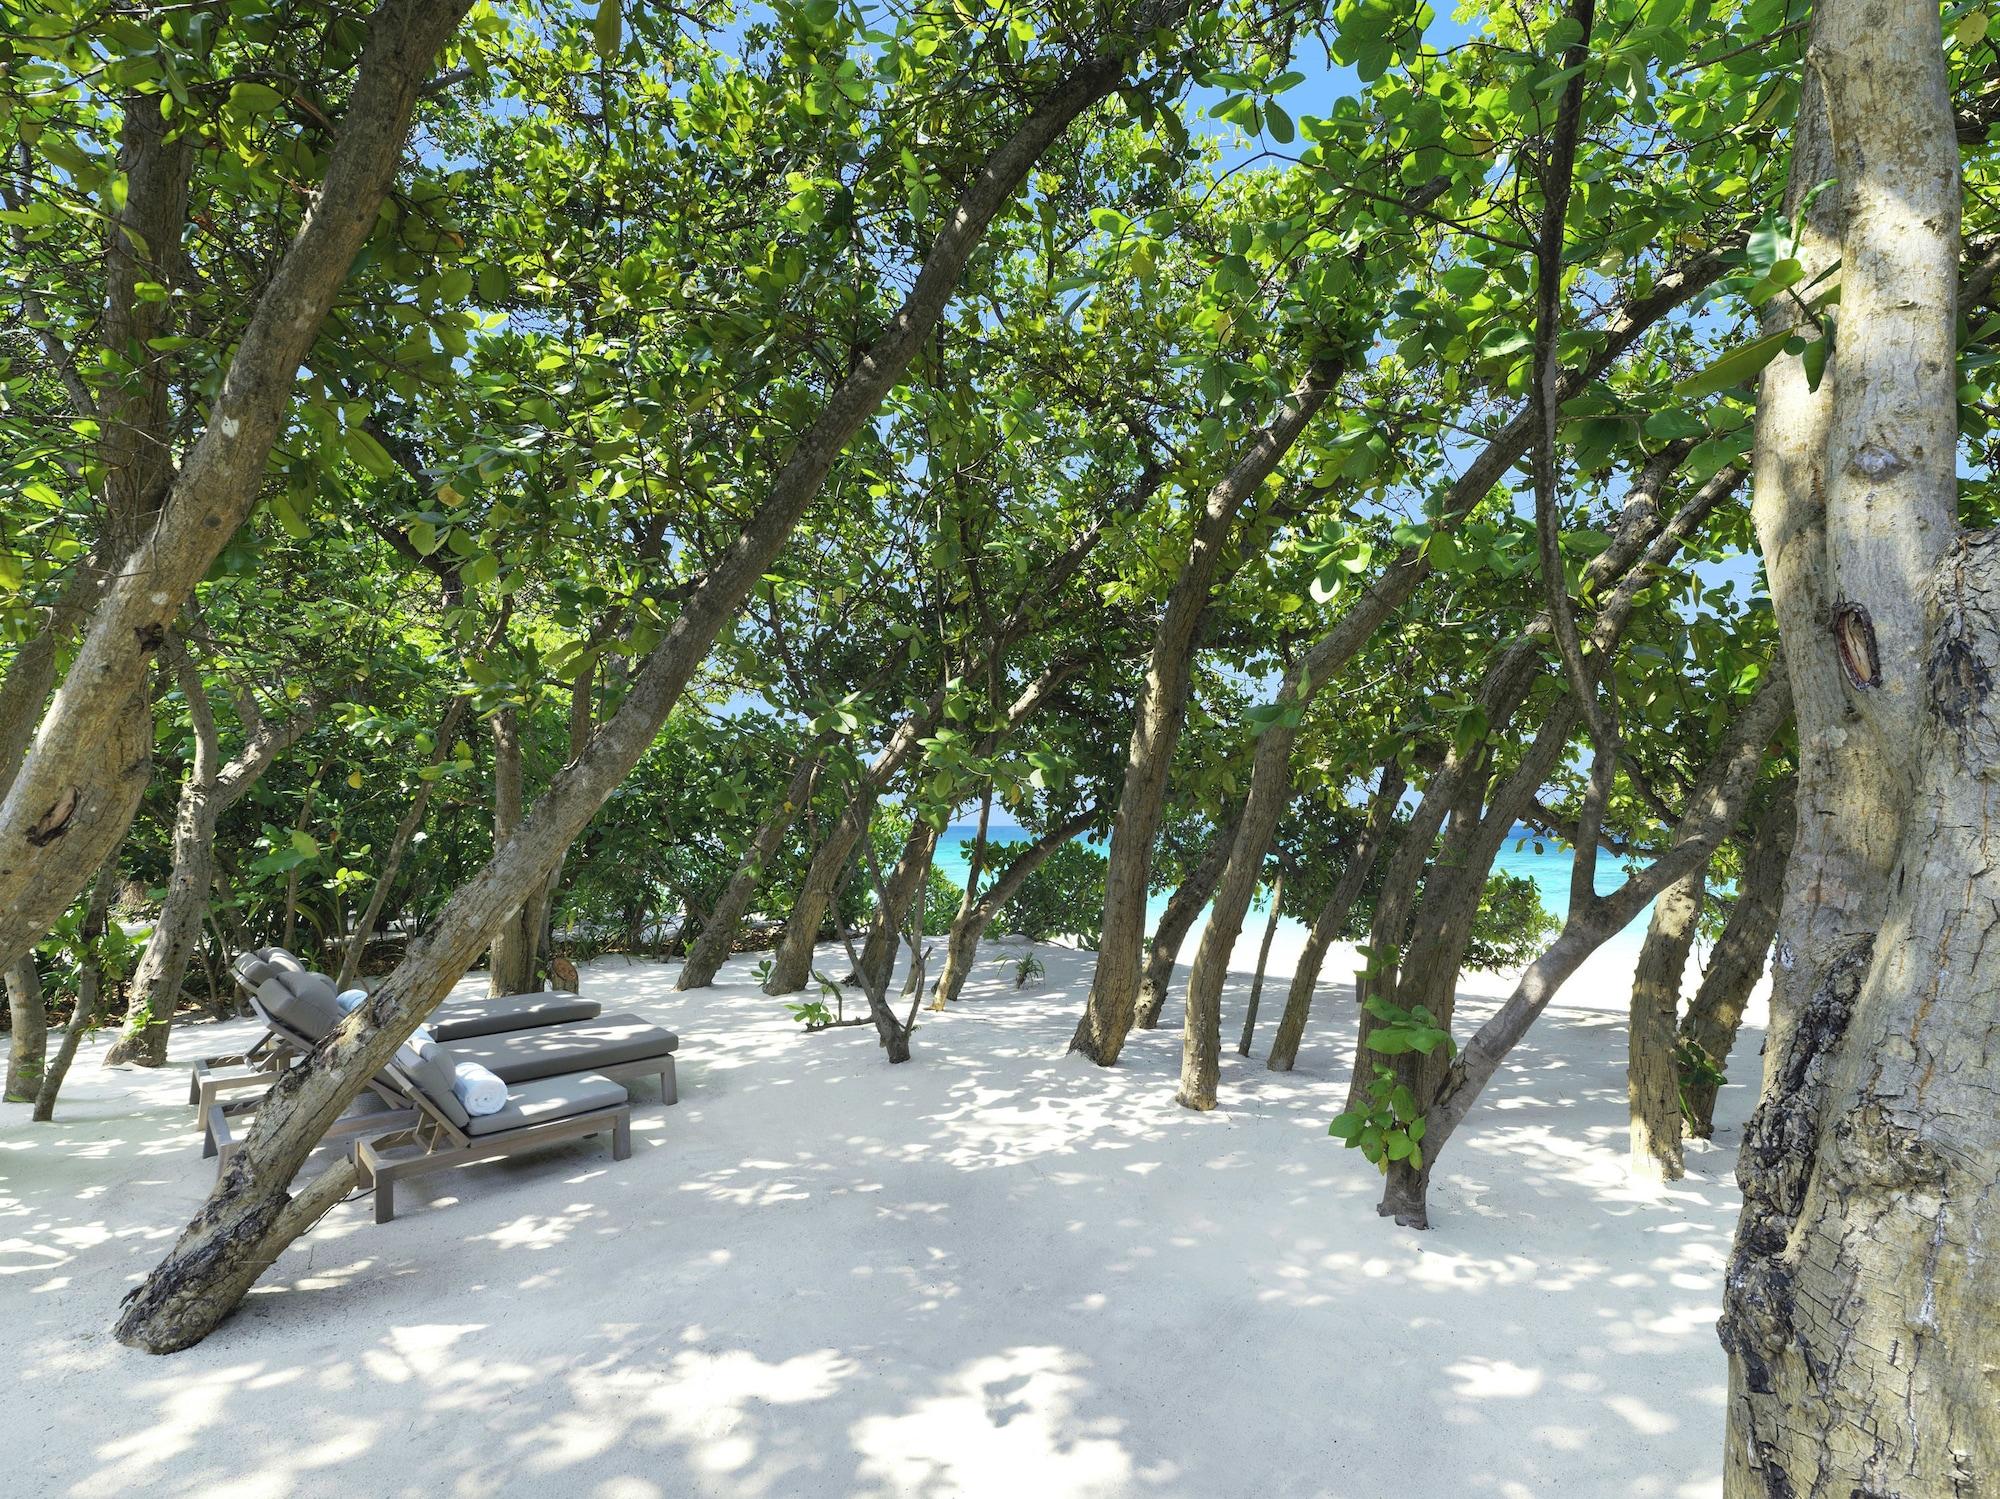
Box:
(660, 1057), (677, 1106)
(612, 1115), (632, 1161)
(374, 1176), (395, 1224)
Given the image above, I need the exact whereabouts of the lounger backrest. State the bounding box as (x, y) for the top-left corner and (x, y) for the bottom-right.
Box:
(235, 958), (346, 1045)
(384, 1034), (472, 1131)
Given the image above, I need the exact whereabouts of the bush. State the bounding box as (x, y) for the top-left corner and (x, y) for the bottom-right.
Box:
(1462, 870), (1561, 970)
(1000, 841), (1108, 948)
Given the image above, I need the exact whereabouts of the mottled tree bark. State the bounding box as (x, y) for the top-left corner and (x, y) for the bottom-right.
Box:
(1626, 866), (1706, 1182)
(3, 960), (45, 1103)
(1678, 777), (1793, 1138)
(112, 20), (1169, 1351)
(1721, 2), (1971, 1486)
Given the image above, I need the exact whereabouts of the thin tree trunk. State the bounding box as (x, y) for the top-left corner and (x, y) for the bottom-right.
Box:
(1394, 673), (1790, 1228)
(336, 696), (468, 990)
(676, 746), (823, 989)
(1133, 812), (1239, 1029)
(1678, 777), (1794, 1137)
(766, 783), (880, 992)
(928, 808), (1096, 1008)
(1269, 765), (1402, 1072)
(112, 20), (1167, 1351)
(34, 861), (117, 1120)
(855, 819), (942, 993)
(1626, 865), (1706, 1182)
(486, 705), (536, 996)
(108, 644), (319, 1067)
(1235, 870), (1285, 1057)
(1169, 243), (1736, 1086)
(1070, 367), (1343, 1066)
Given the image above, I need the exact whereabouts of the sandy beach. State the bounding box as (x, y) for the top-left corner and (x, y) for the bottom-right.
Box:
(5, 926), (1763, 1498)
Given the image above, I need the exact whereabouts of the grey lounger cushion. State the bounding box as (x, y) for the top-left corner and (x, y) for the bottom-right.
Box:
(445, 1012), (678, 1085)
(465, 1071), (628, 1137)
(239, 958), (347, 1043)
(396, 1035), (471, 1129)
(427, 992), (602, 1042)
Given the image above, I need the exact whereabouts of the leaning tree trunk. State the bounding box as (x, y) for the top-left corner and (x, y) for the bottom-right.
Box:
(928, 808), (1097, 1008)
(1678, 777), (1794, 1138)
(1133, 812), (1239, 1029)
(336, 695), (468, 990)
(1268, 765), (1402, 1072)
(766, 785), (879, 993)
(854, 819), (942, 994)
(676, 747), (823, 989)
(0, 0), (473, 974)
(110, 18), (1160, 1352)
(1395, 674), (1791, 1230)
(1234, 870), (1285, 1058)
(34, 861), (117, 1120)
(105, 790), (215, 1068)
(1626, 865), (1706, 1182)
(1720, 1), (1970, 1486)
(1069, 367), (1339, 1066)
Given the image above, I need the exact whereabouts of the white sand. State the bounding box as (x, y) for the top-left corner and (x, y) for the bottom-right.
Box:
(4, 927), (1764, 1498)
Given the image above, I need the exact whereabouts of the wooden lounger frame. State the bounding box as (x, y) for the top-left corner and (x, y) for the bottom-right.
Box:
(353, 1064), (632, 1224)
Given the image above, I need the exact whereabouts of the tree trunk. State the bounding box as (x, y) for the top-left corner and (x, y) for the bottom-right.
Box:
(34, 862), (117, 1120)
(1401, 673), (1790, 1229)
(676, 747), (823, 989)
(1268, 765), (1402, 1072)
(0, 0), (475, 974)
(1134, 812), (1239, 1029)
(3, 960), (46, 1104)
(855, 819), (942, 993)
(928, 808), (1097, 1008)
(112, 23), (1157, 1352)
(766, 785), (878, 993)
(1070, 367), (1341, 1066)
(1626, 865), (1706, 1182)
(105, 793), (214, 1068)
(336, 696), (468, 990)
(1235, 870), (1285, 1057)
(486, 705), (537, 997)
(1678, 777), (1794, 1138)
(1720, 2), (1968, 1485)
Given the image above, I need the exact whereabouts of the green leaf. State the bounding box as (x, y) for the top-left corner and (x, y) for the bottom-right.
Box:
(592, 0), (623, 57)
(1673, 327), (1793, 399)
(346, 428), (399, 479)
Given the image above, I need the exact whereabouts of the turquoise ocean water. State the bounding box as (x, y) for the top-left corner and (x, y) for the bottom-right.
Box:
(932, 821), (1651, 953)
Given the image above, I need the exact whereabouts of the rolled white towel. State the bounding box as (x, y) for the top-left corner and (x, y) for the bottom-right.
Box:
(452, 1062), (508, 1117)
(335, 988), (368, 1014)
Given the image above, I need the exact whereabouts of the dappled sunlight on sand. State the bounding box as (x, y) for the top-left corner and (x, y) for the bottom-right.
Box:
(4, 939), (1755, 1498)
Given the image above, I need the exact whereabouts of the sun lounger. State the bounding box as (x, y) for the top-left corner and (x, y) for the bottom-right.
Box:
(242, 945), (602, 1042)
(354, 1039), (632, 1223)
